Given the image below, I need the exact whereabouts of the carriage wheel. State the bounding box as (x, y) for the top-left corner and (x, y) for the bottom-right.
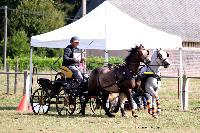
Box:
(31, 88), (50, 115)
(89, 96), (102, 114)
(56, 87), (76, 115)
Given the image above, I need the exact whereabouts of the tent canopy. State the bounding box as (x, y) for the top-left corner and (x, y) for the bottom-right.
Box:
(31, 1), (182, 50)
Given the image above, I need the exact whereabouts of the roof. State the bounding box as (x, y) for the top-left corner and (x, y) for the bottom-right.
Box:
(76, 0), (200, 42)
(31, 1), (182, 49)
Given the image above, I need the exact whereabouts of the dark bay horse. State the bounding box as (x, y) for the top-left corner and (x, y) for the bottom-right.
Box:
(83, 45), (150, 117)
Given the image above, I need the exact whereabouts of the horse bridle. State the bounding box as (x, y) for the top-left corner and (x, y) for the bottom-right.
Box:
(157, 50), (169, 65)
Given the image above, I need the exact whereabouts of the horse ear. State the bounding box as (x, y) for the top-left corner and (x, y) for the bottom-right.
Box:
(139, 44), (144, 48)
(166, 52), (169, 57)
(128, 48), (133, 52)
(147, 50), (150, 55)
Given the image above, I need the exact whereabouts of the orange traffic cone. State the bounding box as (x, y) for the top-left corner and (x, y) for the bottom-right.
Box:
(28, 105), (33, 112)
(17, 95), (28, 112)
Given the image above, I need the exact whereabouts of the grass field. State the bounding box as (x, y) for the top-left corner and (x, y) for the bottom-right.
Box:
(0, 77), (200, 133)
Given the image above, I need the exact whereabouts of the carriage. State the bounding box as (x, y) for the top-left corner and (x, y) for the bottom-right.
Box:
(30, 66), (103, 115)
(31, 45), (167, 118)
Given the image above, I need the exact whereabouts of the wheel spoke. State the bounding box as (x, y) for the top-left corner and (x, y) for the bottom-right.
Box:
(56, 87), (76, 115)
(31, 88), (50, 114)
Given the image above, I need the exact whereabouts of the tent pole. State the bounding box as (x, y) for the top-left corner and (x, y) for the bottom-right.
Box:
(179, 47), (183, 111)
(104, 50), (109, 66)
(28, 46), (33, 107)
(82, 0), (87, 72)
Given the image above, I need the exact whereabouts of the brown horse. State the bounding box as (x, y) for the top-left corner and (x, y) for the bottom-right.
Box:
(82, 45), (150, 117)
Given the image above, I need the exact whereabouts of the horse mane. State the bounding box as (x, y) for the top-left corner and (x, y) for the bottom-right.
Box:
(125, 46), (140, 63)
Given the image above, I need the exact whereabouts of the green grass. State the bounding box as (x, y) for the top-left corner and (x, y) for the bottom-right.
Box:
(0, 78), (200, 133)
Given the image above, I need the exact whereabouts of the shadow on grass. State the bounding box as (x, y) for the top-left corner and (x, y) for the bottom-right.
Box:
(25, 111), (108, 118)
(0, 106), (16, 110)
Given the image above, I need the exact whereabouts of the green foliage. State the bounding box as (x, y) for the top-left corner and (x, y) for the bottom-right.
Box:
(10, 0), (65, 37)
(86, 56), (124, 70)
(5, 56), (124, 71)
(109, 56), (124, 65)
(6, 0), (66, 57)
(86, 56), (104, 70)
(7, 30), (29, 59)
(6, 56), (63, 71)
(0, 0), (80, 59)
(33, 48), (63, 58)
(0, 0), (21, 41)
(0, 56), (3, 69)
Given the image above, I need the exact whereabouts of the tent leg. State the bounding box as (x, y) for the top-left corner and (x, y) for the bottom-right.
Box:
(28, 46), (33, 107)
(104, 50), (109, 66)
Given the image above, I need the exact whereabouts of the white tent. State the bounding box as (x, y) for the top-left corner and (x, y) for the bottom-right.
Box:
(29, 1), (184, 110)
(31, 1), (182, 50)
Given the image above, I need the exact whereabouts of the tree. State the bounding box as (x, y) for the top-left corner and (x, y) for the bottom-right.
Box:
(0, 0), (80, 58)
(10, 0), (65, 38)
(7, 30), (29, 58)
(8, 0), (65, 57)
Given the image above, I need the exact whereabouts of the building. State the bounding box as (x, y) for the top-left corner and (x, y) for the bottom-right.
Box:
(76, 0), (200, 76)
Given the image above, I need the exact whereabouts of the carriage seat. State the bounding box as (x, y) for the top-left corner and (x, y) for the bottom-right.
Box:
(60, 66), (73, 79)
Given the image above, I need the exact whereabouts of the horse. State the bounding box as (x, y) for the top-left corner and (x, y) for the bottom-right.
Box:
(140, 49), (170, 118)
(81, 45), (150, 117)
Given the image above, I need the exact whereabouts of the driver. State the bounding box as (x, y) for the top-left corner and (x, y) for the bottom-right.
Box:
(62, 36), (85, 86)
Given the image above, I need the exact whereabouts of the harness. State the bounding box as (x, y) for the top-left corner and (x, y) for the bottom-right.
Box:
(99, 65), (138, 90)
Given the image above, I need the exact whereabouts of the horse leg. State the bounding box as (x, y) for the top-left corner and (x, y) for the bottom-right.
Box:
(145, 93), (152, 114)
(145, 85), (159, 118)
(118, 93), (126, 117)
(152, 89), (161, 118)
(79, 93), (89, 115)
(151, 96), (158, 118)
(102, 92), (115, 117)
(110, 95), (120, 113)
(156, 97), (161, 114)
(151, 89), (160, 115)
(125, 89), (138, 118)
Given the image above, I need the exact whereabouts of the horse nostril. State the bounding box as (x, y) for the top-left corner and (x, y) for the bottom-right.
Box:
(166, 62), (170, 66)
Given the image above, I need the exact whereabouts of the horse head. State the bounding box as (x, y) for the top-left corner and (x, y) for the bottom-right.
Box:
(155, 49), (170, 68)
(125, 44), (150, 65)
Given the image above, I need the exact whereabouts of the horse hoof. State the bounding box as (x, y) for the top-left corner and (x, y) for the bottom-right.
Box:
(112, 107), (119, 113)
(157, 109), (161, 115)
(78, 109), (85, 116)
(148, 109), (152, 115)
(133, 114), (138, 118)
(132, 111), (138, 118)
(152, 114), (158, 119)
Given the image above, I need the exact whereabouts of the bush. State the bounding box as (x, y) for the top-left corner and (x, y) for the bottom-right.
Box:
(5, 56), (124, 71)
(86, 56), (124, 70)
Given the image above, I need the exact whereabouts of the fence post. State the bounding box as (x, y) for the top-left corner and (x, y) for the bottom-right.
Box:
(14, 59), (18, 94)
(182, 74), (189, 111)
(177, 68), (179, 99)
(6, 64), (9, 95)
(23, 70), (28, 95)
